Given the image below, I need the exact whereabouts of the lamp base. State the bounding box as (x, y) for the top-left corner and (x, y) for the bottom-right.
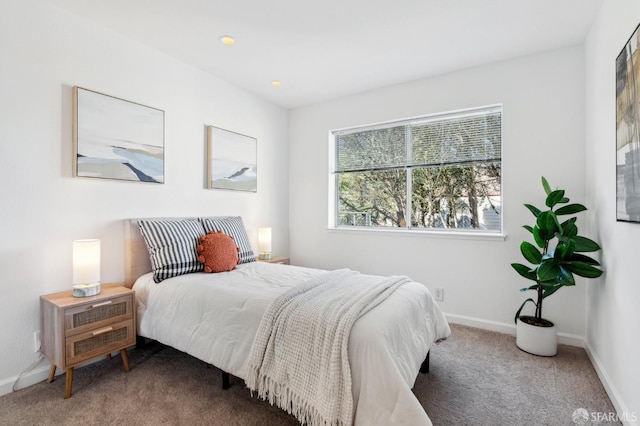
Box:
(73, 283), (101, 298)
(259, 252), (272, 260)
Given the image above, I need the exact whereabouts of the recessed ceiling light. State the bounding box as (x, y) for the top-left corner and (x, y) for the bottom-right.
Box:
(271, 80), (282, 87)
(219, 35), (235, 45)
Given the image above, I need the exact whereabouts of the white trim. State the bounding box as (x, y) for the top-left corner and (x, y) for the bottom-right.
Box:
(0, 363), (52, 397)
(326, 227), (506, 241)
(444, 312), (584, 347)
(331, 104), (503, 135)
(584, 342), (639, 426)
(0, 350), (129, 397)
(450, 311), (637, 422)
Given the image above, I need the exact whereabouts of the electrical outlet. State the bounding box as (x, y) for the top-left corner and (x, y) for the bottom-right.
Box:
(434, 288), (444, 302)
(33, 331), (41, 352)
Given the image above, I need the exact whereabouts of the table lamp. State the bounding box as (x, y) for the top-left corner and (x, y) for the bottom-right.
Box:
(258, 227), (272, 260)
(72, 239), (101, 297)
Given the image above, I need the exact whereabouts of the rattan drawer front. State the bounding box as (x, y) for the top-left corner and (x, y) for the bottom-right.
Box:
(64, 295), (133, 336)
(65, 319), (135, 366)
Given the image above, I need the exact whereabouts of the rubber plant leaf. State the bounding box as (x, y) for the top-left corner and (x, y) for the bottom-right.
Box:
(524, 204), (542, 218)
(511, 263), (537, 281)
(572, 236), (602, 253)
(520, 241), (542, 265)
(541, 176), (551, 195)
(568, 253), (601, 266)
(560, 218), (578, 238)
(520, 284), (539, 292)
(545, 189), (565, 208)
(566, 262), (604, 278)
(542, 283), (564, 299)
(532, 225), (545, 248)
(555, 203), (587, 215)
(537, 262), (561, 282)
(556, 266), (576, 286)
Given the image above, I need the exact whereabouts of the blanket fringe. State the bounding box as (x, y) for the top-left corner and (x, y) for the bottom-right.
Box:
(247, 366), (348, 426)
(244, 271), (409, 426)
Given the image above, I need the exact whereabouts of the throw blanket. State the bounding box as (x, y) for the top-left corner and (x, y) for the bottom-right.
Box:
(245, 269), (410, 426)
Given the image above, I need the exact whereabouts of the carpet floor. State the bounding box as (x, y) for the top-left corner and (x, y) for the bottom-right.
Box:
(0, 324), (618, 426)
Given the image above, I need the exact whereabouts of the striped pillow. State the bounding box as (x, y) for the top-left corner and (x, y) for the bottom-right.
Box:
(137, 219), (206, 283)
(200, 216), (256, 264)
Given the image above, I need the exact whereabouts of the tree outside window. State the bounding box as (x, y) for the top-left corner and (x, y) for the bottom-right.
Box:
(333, 106), (502, 233)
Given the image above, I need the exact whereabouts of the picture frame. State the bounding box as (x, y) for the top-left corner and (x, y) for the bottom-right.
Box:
(73, 86), (165, 183)
(206, 126), (257, 192)
(616, 23), (640, 222)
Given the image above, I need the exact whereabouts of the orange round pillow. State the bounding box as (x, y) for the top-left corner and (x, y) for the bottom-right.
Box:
(196, 231), (240, 273)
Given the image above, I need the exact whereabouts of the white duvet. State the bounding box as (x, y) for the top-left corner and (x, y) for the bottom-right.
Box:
(133, 262), (451, 426)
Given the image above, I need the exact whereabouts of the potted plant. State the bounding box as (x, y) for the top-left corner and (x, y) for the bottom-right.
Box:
(511, 177), (603, 356)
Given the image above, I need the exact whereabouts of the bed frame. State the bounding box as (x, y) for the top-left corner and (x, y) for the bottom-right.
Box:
(123, 217), (430, 389)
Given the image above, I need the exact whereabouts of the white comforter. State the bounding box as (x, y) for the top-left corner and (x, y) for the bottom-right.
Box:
(133, 262), (451, 426)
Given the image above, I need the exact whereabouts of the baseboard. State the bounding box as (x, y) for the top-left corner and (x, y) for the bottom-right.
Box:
(444, 312), (585, 347)
(0, 361), (53, 397)
(0, 350), (126, 397)
(584, 342), (638, 426)
(445, 313), (637, 424)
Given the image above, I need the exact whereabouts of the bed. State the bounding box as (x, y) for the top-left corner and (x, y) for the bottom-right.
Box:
(124, 217), (451, 426)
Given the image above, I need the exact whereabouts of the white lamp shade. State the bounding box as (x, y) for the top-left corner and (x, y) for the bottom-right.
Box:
(73, 239), (101, 285)
(258, 227), (272, 254)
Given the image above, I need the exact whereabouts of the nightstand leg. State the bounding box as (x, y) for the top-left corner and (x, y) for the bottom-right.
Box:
(64, 367), (74, 399)
(47, 363), (56, 383)
(120, 349), (130, 373)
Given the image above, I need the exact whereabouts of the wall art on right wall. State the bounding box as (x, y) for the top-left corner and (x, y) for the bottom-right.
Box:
(616, 22), (640, 222)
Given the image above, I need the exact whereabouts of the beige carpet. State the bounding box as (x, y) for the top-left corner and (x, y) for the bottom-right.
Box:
(0, 324), (618, 426)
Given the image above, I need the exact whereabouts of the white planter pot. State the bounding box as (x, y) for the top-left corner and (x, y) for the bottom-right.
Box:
(516, 316), (557, 356)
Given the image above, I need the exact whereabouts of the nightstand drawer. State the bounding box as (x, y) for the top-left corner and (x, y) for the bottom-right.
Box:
(64, 294), (133, 337)
(65, 319), (135, 366)
(41, 284), (136, 398)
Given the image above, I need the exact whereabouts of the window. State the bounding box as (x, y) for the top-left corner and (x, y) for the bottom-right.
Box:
(331, 105), (502, 233)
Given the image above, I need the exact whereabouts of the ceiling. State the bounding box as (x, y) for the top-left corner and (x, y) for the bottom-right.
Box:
(49, 0), (603, 109)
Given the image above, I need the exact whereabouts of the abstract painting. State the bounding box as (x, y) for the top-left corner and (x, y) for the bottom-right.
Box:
(73, 87), (164, 183)
(616, 23), (640, 222)
(207, 126), (257, 192)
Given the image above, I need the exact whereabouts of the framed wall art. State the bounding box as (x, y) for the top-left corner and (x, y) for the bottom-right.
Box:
(616, 23), (640, 222)
(73, 86), (165, 183)
(207, 126), (257, 192)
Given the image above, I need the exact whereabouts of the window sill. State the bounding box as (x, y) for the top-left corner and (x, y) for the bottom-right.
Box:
(326, 226), (506, 241)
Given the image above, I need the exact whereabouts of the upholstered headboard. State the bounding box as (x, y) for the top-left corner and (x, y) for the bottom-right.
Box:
(124, 217), (200, 288)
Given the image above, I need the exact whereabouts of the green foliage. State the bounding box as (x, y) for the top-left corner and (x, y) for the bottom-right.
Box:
(511, 177), (603, 323)
(336, 116), (502, 229)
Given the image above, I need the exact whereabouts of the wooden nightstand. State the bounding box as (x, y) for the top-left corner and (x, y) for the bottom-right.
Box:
(258, 256), (290, 265)
(40, 284), (136, 398)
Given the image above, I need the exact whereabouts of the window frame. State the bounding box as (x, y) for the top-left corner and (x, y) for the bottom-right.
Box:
(329, 105), (504, 237)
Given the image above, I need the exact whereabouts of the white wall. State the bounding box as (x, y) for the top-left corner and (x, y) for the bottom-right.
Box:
(585, 0), (640, 421)
(0, 0), (289, 393)
(289, 47), (589, 340)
